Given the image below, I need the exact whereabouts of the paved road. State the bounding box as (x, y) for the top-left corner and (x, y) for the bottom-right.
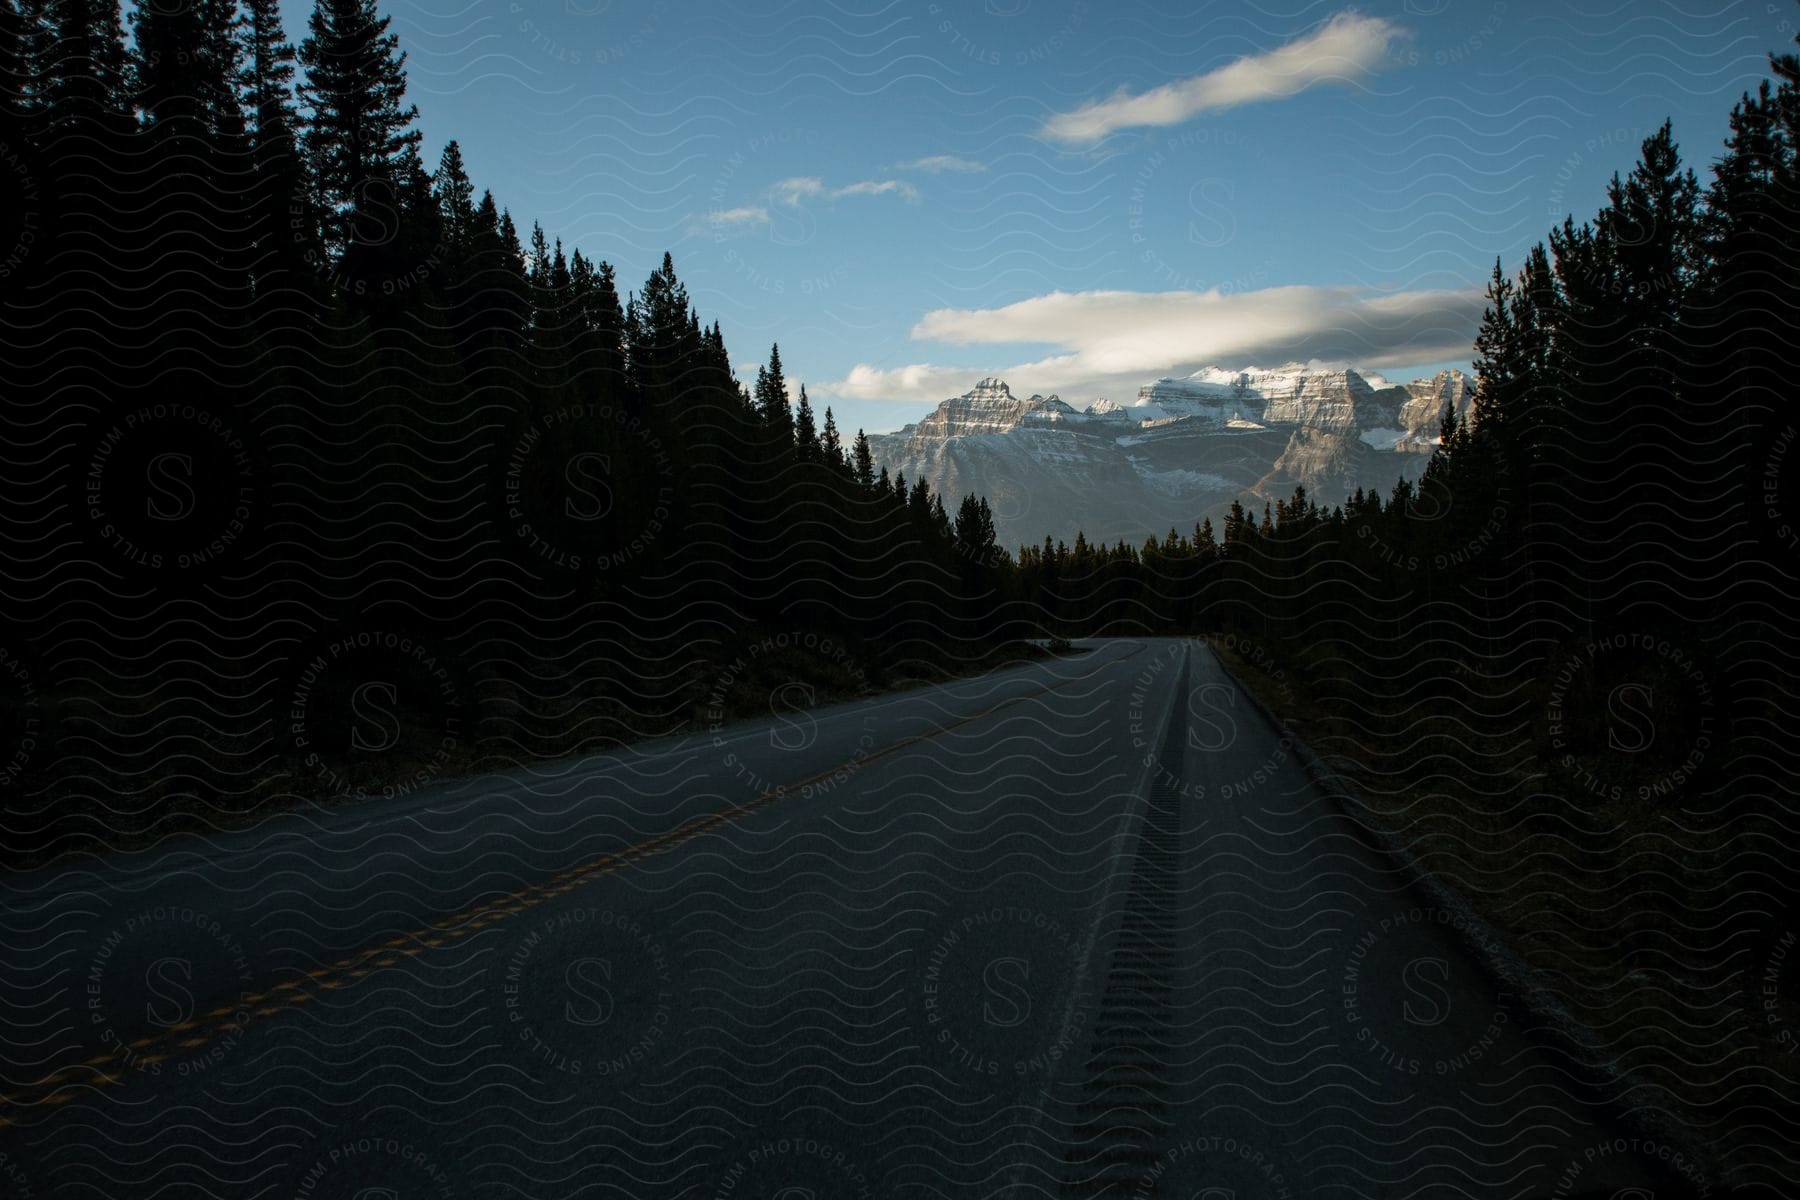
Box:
(0, 638), (1685, 1198)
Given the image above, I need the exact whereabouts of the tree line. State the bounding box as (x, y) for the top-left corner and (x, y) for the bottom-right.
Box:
(0, 0), (1011, 864)
(1011, 40), (1798, 828)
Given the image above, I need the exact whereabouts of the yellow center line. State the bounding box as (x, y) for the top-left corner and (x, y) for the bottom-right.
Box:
(0, 648), (1121, 1125)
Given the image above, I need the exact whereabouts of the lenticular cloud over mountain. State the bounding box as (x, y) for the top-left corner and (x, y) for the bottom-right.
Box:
(831, 283), (1487, 408)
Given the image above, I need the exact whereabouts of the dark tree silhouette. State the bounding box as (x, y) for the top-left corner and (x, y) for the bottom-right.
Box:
(297, 0), (421, 269)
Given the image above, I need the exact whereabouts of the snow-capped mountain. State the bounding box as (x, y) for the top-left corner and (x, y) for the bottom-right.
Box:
(868, 365), (1472, 549)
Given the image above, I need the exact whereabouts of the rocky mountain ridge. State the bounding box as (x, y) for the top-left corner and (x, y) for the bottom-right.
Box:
(868, 365), (1473, 549)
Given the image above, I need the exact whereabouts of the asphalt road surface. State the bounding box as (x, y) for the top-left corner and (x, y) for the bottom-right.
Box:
(0, 638), (1690, 1198)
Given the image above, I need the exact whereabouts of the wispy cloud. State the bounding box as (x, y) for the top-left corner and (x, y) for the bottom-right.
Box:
(897, 155), (987, 174)
(770, 175), (919, 204)
(832, 179), (921, 202)
(772, 176), (825, 206)
(707, 206), (771, 227)
(826, 283), (1482, 405)
(1043, 11), (1405, 143)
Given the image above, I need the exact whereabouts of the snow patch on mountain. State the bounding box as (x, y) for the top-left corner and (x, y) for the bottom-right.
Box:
(868, 364), (1474, 547)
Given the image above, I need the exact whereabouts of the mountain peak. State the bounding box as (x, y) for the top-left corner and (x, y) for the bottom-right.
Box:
(868, 361), (1477, 547)
(893, 376), (1050, 439)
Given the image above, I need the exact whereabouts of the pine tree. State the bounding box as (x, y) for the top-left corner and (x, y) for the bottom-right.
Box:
(523, 225), (569, 376)
(27, 0), (131, 134)
(1418, 402), (1465, 534)
(931, 493), (950, 540)
(432, 140), (475, 252)
(390, 138), (438, 285)
(794, 385), (817, 460)
(473, 200), (530, 346)
(1576, 124), (1704, 605)
(497, 207), (521, 259)
(1223, 500), (1247, 551)
(954, 493), (997, 564)
(628, 253), (704, 416)
(1468, 260), (1522, 454)
(298, 0), (422, 258)
(1701, 65), (1798, 569)
(238, 0), (312, 286)
(1598, 121), (1701, 354)
(820, 406), (843, 470)
(1456, 247), (1554, 572)
(546, 239), (574, 376)
(129, 0), (252, 316)
(0, 0), (25, 149)
(239, 0), (299, 142)
(527, 221), (551, 294)
(587, 256), (627, 391)
(852, 429), (874, 488)
(133, 0), (241, 134)
(908, 476), (932, 526)
(703, 320), (740, 405)
(563, 250), (627, 400)
(753, 343), (793, 437)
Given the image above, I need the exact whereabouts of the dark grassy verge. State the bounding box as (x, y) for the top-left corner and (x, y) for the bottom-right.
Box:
(1217, 635), (1797, 1190)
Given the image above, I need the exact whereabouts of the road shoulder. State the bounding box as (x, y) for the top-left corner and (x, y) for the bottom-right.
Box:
(1207, 638), (1722, 1193)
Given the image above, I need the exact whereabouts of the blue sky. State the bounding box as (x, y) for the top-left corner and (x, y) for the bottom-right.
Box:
(304, 0), (1794, 433)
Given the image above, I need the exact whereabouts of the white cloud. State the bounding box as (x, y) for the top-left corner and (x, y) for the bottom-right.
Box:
(769, 175), (919, 205)
(837, 362), (971, 402)
(772, 176), (825, 206)
(1043, 11), (1405, 143)
(898, 155), (987, 174)
(826, 283), (1483, 405)
(707, 206), (771, 227)
(831, 179), (921, 203)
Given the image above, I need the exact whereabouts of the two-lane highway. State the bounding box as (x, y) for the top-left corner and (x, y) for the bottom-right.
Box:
(0, 639), (1684, 1198)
